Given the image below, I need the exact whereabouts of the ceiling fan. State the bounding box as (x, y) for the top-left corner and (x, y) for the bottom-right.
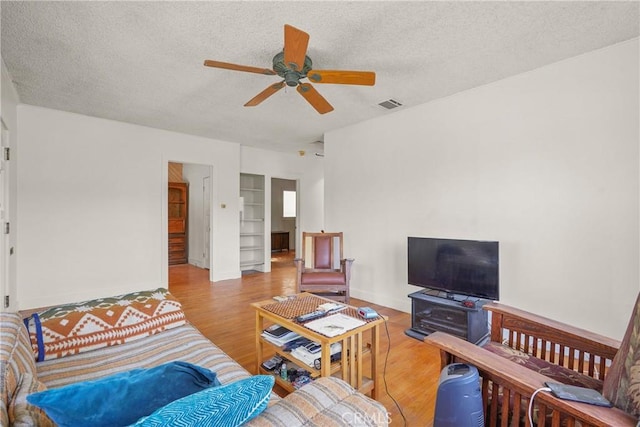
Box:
(203, 25), (376, 114)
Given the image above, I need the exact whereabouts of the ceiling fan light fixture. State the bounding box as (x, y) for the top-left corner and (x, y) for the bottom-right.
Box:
(284, 72), (300, 87)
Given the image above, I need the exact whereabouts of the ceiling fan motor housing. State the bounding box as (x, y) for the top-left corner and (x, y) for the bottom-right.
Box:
(273, 51), (312, 86)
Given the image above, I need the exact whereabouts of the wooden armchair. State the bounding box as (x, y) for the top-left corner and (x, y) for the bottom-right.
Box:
(294, 232), (354, 303)
(425, 298), (640, 426)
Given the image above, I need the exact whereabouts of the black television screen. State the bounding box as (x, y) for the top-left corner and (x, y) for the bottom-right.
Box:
(408, 237), (499, 300)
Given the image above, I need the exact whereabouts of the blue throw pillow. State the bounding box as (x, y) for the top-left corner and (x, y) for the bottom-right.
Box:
(132, 375), (275, 427)
(27, 361), (221, 427)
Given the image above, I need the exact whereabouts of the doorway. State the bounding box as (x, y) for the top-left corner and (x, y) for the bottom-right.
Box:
(271, 178), (297, 268)
(168, 162), (213, 270)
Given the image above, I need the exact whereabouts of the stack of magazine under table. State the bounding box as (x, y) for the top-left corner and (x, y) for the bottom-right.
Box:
(291, 342), (342, 368)
(261, 324), (301, 347)
(262, 324), (342, 368)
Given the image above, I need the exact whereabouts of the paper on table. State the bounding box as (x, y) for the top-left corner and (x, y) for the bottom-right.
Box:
(317, 302), (346, 313)
(303, 313), (366, 337)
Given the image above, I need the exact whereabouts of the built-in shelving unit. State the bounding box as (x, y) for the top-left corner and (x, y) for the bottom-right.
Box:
(240, 173), (265, 271)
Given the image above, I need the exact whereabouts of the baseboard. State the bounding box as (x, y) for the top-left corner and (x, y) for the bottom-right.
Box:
(212, 269), (242, 282)
(188, 258), (203, 268)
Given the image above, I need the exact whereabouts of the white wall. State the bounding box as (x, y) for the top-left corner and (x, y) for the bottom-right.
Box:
(241, 146), (324, 259)
(0, 59), (20, 311)
(17, 106), (241, 308)
(325, 39), (639, 339)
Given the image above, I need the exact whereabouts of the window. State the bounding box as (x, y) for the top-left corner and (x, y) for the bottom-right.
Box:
(283, 190), (296, 218)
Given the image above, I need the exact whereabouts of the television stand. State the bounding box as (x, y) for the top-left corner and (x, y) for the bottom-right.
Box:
(405, 290), (489, 345)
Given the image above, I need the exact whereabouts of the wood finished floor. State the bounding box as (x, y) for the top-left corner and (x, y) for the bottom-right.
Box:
(168, 252), (439, 427)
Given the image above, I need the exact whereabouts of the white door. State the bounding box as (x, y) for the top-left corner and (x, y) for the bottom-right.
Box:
(203, 176), (211, 269)
(0, 121), (10, 309)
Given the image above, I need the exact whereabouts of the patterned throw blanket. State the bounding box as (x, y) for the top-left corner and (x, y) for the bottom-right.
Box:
(23, 288), (186, 361)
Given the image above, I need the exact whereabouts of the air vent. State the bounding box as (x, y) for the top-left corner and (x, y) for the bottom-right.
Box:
(378, 99), (403, 110)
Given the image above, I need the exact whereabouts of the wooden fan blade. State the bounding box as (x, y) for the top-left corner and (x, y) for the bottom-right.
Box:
(307, 70), (376, 85)
(296, 83), (334, 114)
(244, 81), (285, 107)
(204, 60), (275, 76)
(284, 24), (310, 72)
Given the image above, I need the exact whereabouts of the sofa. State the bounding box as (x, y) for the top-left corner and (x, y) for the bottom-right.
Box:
(1, 288), (388, 426)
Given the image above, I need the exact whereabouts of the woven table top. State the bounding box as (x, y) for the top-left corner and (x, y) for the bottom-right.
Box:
(260, 295), (378, 324)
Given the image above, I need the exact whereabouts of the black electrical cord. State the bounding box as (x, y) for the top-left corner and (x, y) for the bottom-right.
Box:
(382, 317), (408, 427)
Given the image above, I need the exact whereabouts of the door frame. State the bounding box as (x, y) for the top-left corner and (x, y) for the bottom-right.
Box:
(162, 160), (215, 285)
(202, 175), (211, 269)
(0, 120), (9, 309)
(270, 176), (300, 262)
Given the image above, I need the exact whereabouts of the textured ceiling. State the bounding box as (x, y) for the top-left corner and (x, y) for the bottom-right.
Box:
(2, 1), (639, 153)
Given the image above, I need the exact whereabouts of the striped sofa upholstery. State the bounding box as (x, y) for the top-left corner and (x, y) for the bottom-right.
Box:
(247, 376), (390, 427)
(1, 296), (388, 426)
(1, 313), (32, 425)
(34, 324), (258, 391)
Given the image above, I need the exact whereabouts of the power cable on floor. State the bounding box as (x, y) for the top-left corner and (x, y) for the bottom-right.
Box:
(382, 317), (407, 427)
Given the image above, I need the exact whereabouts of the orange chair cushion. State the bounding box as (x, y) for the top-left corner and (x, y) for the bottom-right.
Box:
(300, 272), (346, 285)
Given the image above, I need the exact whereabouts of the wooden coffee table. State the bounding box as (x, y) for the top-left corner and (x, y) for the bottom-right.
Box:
(252, 293), (386, 398)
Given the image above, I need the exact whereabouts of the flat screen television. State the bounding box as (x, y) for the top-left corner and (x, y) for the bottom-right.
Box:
(408, 237), (499, 300)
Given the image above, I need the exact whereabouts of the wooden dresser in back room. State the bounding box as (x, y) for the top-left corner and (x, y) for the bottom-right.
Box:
(168, 182), (188, 265)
